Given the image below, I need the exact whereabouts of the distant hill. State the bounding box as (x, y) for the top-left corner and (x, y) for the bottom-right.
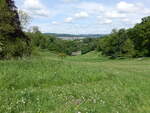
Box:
(44, 33), (106, 40)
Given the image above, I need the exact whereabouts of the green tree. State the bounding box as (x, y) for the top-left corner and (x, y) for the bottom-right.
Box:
(0, 0), (31, 59)
(128, 16), (150, 57)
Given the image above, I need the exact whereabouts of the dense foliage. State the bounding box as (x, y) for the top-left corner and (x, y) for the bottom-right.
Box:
(97, 16), (150, 58)
(0, 0), (31, 59)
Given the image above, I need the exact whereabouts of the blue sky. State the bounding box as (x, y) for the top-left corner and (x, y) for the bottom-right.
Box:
(15, 0), (150, 34)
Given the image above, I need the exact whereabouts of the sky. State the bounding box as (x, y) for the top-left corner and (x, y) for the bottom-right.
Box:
(15, 0), (150, 34)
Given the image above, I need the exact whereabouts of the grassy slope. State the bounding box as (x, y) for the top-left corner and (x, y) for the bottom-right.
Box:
(0, 51), (150, 113)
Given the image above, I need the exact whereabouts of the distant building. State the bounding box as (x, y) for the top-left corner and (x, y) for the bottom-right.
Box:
(71, 51), (82, 56)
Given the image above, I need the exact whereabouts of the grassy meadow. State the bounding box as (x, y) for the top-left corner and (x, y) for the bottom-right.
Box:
(0, 51), (150, 113)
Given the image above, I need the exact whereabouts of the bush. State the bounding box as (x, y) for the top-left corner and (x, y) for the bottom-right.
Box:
(0, 38), (31, 59)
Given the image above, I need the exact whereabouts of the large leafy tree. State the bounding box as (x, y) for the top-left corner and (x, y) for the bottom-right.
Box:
(128, 16), (150, 56)
(0, 0), (31, 59)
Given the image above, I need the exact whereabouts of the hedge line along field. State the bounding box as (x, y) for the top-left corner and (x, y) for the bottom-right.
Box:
(0, 51), (150, 113)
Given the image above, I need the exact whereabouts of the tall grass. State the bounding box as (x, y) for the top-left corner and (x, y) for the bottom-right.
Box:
(0, 51), (150, 113)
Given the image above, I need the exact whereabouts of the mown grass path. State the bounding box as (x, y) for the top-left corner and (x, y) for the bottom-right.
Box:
(0, 51), (150, 113)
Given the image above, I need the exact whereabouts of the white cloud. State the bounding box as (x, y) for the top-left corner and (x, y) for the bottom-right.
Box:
(63, 11), (89, 24)
(75, 11), (89, 19)
(98, 18), (112, 24)
(22, 0), (51, 17)
(117, 1), (150, 16)
(117, 1), (142, 13)
(105, 11), (127, 19)
(64, 17), (73, 23)
(102, 19), (112, 24)
(23, 0), (42, 10)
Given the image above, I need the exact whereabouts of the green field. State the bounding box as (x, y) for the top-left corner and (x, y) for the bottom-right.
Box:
(0, 51), (150, 113)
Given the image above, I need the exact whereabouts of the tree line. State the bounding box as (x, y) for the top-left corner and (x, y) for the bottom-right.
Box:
(30, 16), (150, 58)
(97, 16), (150, 58)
